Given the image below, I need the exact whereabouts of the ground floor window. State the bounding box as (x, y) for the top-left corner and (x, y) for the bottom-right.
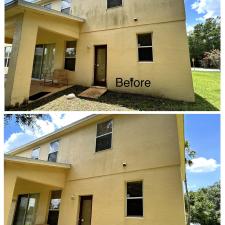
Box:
(48, 190), (62, 225)
(126, 181), (143, 217)
(64, 41), (76, 71)
(137, 33), (153, 62)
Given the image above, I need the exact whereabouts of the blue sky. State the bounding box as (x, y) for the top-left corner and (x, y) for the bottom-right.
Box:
(4, 0), (220, 32)
(4, 114), (221, 191)
(185, 114), (220, 190)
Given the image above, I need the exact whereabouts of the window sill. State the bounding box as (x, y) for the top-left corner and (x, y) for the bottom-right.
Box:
(138, 61), (154, 64)
(106, 5), (123, 10)
(125, 216), (144, 219)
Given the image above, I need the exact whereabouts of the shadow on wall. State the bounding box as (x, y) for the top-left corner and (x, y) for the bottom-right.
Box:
(5, 85), (219, 111)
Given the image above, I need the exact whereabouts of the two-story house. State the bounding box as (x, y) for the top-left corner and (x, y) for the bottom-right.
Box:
(5, 0), (194, 106)
(5, 114), (186, 225)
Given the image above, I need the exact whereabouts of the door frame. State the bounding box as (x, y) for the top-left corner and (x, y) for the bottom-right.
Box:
(78, 195), (93, 225)
(94, 45), (107, 87)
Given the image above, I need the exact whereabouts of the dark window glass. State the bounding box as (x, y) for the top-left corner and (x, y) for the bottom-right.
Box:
(97, 120), (112, 136)
(127, 182), (143, 197)
(138, 34), (152, 47)
(127, 181), (143, 217)
(107, 0), (122, 8)
(48, 190), (61, 225)
(48, 152), (58, 162)
(138, 48), (153, 61)
(127, 199), (143, 216)
(96, 133), (112, 152)
(65, 58), (75, 71)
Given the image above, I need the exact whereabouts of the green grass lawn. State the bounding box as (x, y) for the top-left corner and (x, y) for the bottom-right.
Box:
(9, 71), (220, 111)
(192, 71), (220, 110)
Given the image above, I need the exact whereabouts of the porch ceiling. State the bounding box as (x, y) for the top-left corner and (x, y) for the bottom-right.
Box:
(5, 155), (71, 188)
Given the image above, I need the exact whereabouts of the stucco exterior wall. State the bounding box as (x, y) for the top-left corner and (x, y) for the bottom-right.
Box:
(59, 166), (185, 225)
(15, 115), (181, 169)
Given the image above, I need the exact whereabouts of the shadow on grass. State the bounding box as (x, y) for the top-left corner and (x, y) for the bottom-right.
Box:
(6, 85), (219, 111)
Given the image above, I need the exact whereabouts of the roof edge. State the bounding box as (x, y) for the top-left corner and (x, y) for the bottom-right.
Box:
(7, 114), (107, 155)
(5, 155), (71, 169)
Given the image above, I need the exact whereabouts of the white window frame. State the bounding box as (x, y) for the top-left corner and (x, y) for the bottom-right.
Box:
(48, 140), (60, 162)
(31, 147), (40, 160)
(126, 181), (144, 218)
(4, 46), (12, 68)
(137, 33), (153, 62)
(95, 120), (113, 152)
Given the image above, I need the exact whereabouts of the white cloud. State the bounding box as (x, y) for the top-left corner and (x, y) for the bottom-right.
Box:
(187, 157), (220, 173)
(4, 113), (92, 153)
(192, 0), (220, 21)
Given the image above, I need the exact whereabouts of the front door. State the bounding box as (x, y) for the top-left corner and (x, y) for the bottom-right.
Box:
(94, 45), (107, 86)
(78, 196), (93, 225)
(13, 193), (39, 225)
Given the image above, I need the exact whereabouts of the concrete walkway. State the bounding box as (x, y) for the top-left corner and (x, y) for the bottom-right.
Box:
(192, 68), (220, 72)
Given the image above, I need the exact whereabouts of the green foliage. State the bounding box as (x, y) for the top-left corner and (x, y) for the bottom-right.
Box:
(4, 114), (45, 129)
(185, 182), (220, 225)
(188, 17), (220, 67)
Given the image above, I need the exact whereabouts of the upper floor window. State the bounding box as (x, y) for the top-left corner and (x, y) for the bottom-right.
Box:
(43, 3), (52, 9)
(126, 181), (143, 217)
(64, 41), (76, 71)
(137, 33), (153, 62)
(96, 120), (113, 152)
(107, 0), (122, 8)
(48, 140), (60, 162)
(61, 0), (71, 14)
(31, 148), (40, 160)
(5, 45), (12, 67)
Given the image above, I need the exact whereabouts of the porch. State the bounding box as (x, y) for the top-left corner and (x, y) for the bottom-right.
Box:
(4, 156), (71, 225)
(5, 0), (85, 106)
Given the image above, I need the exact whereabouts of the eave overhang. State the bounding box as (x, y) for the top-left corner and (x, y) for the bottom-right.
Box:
(5, 155), (71, 169)
(5, 0), (85, 23)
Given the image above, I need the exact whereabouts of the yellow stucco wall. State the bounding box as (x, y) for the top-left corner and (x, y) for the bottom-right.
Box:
(8, 115), (186, 225)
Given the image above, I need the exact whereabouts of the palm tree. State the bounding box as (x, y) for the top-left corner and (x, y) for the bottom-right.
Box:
(184, 140), (196, 225)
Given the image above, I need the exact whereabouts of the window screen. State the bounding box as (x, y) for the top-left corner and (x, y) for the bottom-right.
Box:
(96, 120), (113, 152)
(31, 148), (40, 160)
(48, 140), (60, 162)
(137, 33), (153, 62)
(107, 0), (122, 8)
(64, 41), (76, 71)
(127, 181), (143, 217)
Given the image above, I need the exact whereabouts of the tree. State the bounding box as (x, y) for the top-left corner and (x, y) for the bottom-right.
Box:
(188, 182), (220, 225)
(4, 114), (46, 129)
(200, 49), (220, 69)
(188, 17), (220, 67)
(184, 140), (196, 225)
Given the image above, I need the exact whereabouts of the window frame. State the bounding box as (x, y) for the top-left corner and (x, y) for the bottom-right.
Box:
(107, 0), (123, 9)
(95, 120), (113, 152)
(64, 41), (76, 71)
(125, 180), (144, 218)
(48, 140), (60, 162)
(4, 46), (12, 68)
(31, 147), (40, 160)
(137, 33), (154, 63)
(43, 3), (52, 9)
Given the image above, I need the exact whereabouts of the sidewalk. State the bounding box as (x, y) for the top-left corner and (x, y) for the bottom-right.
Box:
(192, 68), (220, 72)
